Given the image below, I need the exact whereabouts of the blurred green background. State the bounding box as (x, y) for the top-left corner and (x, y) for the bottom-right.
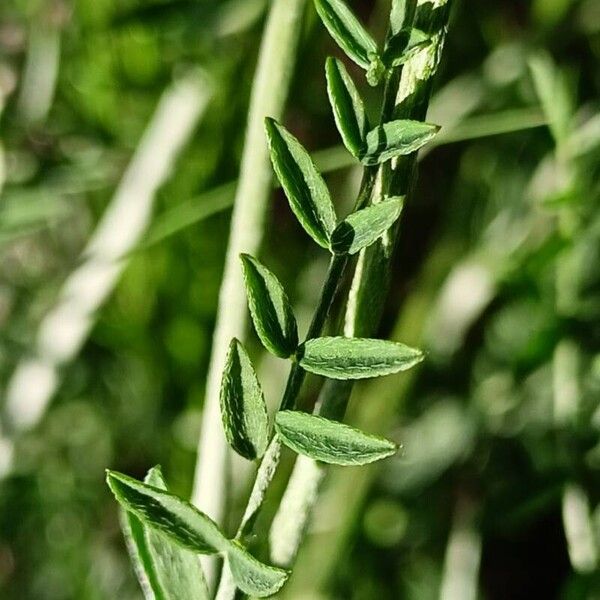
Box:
(0, 0), (599, 598)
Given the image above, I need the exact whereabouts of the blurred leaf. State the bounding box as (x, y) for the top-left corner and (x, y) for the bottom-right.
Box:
(298, 337), (424, 379)
(107, 471), (227, 555)
(241, 254), (298, 357)
(529, 52), (574, 146)
(331, 196), (403, 255)
(265, 118), (337, 248)
(275, 410), (398, 464)
(121, 467), (210, 600)
(360, 120), (439, 164)
(220, 339), (269, 460)
(314, 0), (378, 70)
(325, 57), (368, 158)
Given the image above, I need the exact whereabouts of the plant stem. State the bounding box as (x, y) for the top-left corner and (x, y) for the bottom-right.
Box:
(269, 0), (453, 570)
(281, 252), (348, 410)
(190, 0), (306, 584)
(214, 251), (349, 599)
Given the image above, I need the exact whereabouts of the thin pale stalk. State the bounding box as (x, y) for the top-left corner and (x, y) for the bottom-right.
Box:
(190, 0), (306, 584)
(269, 0), (453, 570)
(0, 71), (211, 477)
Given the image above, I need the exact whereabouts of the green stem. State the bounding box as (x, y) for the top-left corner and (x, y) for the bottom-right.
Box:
(215, 253), (348, 599)
(281, 252), (348, 410)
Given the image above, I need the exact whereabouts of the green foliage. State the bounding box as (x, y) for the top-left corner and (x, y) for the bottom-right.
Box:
(331, 197), (404, 255)
(325, 57), (369, 158)
(298, 337), (424, 379)
(241, 253), (298, 358)
(121, 467), (210, 600)
(107, 471), (228, 555)
(226, 541), (289, 597)
(275, 411), (398, 465)
(220, 338), (269, 460)
(314, 0), (378, 71)
(360, 120), (440, 165)
(107, 470), (288, 597)
(265, 117), (337, 248)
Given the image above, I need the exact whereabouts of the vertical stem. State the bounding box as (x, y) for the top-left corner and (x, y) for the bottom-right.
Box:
(191, 0), (306, 584)
(281, 253), (348, 411)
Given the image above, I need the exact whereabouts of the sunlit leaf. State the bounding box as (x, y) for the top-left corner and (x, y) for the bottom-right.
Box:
(298, 336), (423, 379)
(226, 540), (289, 597)
(220, 338), (269, 460)
(241, 254), (298, 357)
(314, 0), (378, 70)
(107, 471), (228, 555)
(120, 467), (210, 600)
(265, 118), (337, 248)
(360, 120), (439, 164)
(331, 196), (403, 255)
(275, 410), (398, 465)
(325, 57), (368, 158)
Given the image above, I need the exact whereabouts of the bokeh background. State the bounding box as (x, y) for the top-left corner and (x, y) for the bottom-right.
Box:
(0, 0), (599, 598)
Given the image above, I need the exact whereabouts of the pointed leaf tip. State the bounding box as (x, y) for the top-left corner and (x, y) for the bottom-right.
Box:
(220, 338), (269, 460)
(275, 410), (398, 465)
(360, 120), (440, 165)
(326, 57), (368, 158)
(106, 470), (228, 555)
(331, 197), (403, 255)
(265, 118), (336, 248)
(298, 336), (424, 379)
(227, 541), (289, 597)
(240, 253), (298, 358)
(314, 0), (378, 70)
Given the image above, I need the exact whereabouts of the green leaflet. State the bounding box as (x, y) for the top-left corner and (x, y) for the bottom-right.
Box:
(382, 28), (430, 68)
(275, 410), (398, 465)
(240, 253), (298, 357)
(107, 470), (228, 555)
(120, 467), (210, 600)
(360, 119), (440, 165)
(298, 336), (424, 379)
(314, 0), (378, 71)
(220, 338), (269, 460)
(107, 470), (289, 597)
(226, 541), (289, 597)
(325, 57), (368, 158)
(265, 118), (337, 248)
(331, 196), (403, 255)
